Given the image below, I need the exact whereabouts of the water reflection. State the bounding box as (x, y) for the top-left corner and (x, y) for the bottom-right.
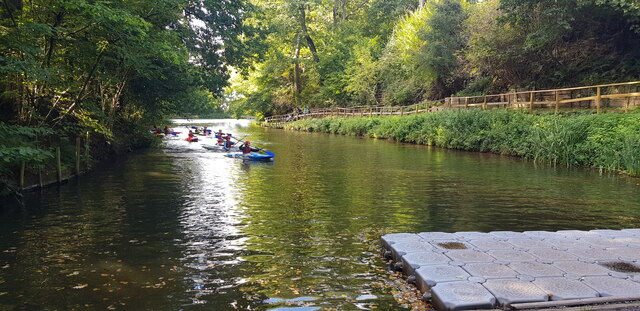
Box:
(169, 145), (247, 306)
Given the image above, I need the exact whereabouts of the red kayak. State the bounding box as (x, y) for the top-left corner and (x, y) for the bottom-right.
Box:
(186, 136), (199, 142)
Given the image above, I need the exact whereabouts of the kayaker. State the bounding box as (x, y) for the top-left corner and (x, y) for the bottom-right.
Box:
(164, 125), (170, 135)
(241, 141), (252, 154)
(224, 136), (233, 149)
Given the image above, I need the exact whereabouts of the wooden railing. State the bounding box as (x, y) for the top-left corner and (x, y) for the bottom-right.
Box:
(264, 81), (640, 127)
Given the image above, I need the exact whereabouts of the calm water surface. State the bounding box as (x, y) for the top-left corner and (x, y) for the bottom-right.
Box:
(1, 119), (639, 310)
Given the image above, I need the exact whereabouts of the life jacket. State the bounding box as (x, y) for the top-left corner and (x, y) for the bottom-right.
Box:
(242, 144), (251, 154)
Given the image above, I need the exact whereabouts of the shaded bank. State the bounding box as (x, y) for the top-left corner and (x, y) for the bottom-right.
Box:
(283, 110), (640, 176)
(0, 122), (158, 199)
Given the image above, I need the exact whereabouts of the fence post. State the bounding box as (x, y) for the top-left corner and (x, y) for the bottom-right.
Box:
(555, 91), (559, 114)
(465, 97), (469, 109)
(483, 96), (488, 110)
(529, 92), (534, 112)
(400, 106), (404, 116)
(56, 147), (62, 184)
(20, 161), (25, 189)
(85, 131), (90, 171)
(75, 137), (81, 175)
(415, 104), (419, 114)
(596, 86), (601, 114)
(626, 85), (631, 112)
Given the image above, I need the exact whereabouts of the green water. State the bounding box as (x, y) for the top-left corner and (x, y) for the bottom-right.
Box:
(1, 120), (639, 310)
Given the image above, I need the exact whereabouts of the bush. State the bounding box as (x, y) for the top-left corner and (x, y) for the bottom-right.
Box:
(0, 123), (55, 197)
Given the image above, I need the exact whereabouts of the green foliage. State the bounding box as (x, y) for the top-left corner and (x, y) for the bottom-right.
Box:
(230, 0), (639, 116)
(285, 110), (640, 176)
(225, 0), (418, 115)
(0, 122), (54, 196)
(0, 0), (258, 129)
(0, 123), (54, 167)
(376, 5), (435, 105)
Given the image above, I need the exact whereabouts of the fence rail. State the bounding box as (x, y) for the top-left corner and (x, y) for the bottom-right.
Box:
(264, 81), (640, 127)
(16, 132), (92, 192)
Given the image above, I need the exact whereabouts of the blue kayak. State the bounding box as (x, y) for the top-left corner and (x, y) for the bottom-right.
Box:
(226, 150), (275, 161)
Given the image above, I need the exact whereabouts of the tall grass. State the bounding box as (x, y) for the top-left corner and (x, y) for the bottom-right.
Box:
(284, 110), (640, 176)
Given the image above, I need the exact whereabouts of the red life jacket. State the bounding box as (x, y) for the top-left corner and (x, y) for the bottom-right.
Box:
(242, 144), (251, 154)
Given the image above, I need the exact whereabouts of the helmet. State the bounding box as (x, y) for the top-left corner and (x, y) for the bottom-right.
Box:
(246, 141), (250, 144)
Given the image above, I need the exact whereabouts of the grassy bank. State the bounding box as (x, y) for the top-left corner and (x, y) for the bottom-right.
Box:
(284, 110), (640, 176)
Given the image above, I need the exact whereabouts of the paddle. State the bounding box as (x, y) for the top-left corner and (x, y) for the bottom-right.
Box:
(230, 135), (248, 143)
(231, 135), (264, 152)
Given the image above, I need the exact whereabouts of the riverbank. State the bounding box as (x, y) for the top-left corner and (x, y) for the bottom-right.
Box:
(283, 110), (640, 176)
(0, 122), (159, 200)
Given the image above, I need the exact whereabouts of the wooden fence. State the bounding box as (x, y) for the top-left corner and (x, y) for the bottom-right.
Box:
(264, 81), (640, 128)
(17, 132), (92, 191)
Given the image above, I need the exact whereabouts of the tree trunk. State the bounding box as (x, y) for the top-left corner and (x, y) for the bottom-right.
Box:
(43, 12), (64, 68)
(293, 39), (302, 98)
(298, 6), (319, 63)
(333, 0), (347, 24)
(419, 0), (425, 7)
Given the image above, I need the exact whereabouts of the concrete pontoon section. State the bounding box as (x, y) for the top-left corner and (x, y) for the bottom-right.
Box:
(382, 229), (640, 310)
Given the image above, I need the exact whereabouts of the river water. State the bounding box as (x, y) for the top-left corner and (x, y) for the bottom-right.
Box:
(1, 119), (639, 310)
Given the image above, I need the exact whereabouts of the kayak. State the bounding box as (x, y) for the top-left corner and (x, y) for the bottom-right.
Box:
(202, 144), (240, 151)
(186, 136), (199, 142)
(226, 150), (275, 161)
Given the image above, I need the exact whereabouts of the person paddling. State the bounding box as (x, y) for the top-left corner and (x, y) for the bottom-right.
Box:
(187, 130), (194, 142)
(241, 141), (252, 154)
(224, 136), (233, 150)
